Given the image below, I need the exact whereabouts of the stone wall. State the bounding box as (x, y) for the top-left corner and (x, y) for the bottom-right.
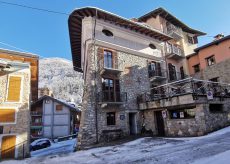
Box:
(78, 44), (153, 149)
(0, 69), (30, 159)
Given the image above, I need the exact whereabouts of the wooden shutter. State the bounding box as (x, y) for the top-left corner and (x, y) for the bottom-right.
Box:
(56, 105), (63, 111)
(113, 51), (118, 69)
(7, 76), (22, 102)
(1, 135), (16, 159)
(0, 109), (15, 123)
(193, 36), (198, 44)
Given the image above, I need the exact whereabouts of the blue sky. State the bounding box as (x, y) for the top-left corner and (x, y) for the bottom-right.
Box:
(0, 0), (229, 60)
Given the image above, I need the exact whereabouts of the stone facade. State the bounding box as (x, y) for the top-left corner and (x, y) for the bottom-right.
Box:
(0, 66), (31, 159)
(78, 45), (154, 149)
(0, 50), (38, 159)
(140, 94), (230, 137)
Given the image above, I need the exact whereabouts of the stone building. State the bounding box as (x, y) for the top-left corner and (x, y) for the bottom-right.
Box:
(0, 49), (38, 159)
(30, 95), (81, 141)
(68, 7), (230, 149)
(187, 34), (230, 82)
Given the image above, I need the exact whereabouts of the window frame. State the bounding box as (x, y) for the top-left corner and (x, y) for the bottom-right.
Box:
(103, 50), (113, 69)
(206, 55), (216, 66)
(193, 64), (200, 73)
(106, 112), (116, 126)
(6, 75), (23, 103)
(169, 107), (196, 120)
(56, 104), (63, 111)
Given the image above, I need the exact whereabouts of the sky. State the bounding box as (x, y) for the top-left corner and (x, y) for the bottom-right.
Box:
(0, 0), (229, 60)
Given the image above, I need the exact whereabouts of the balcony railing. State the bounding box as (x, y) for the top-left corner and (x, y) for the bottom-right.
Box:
(31, 111), (42, 116)
(31, 122), (42, 126)
(97, 91), (127, 104)
(166, 23), (183, 40)
(166, 43), (184, 59)
(148, 69), (167, 82)
(168, 70), (188, 82)
(137, 78), (230, 103)
(99, 58), (123, 75)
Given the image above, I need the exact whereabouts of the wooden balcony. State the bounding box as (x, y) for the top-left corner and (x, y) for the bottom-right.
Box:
(166, 43), (184, 59)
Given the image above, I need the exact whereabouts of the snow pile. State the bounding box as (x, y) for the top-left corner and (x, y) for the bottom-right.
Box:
(39, 57), (83, 104)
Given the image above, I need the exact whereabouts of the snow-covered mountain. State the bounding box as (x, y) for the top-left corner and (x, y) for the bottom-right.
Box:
(39, 57), (83, 104)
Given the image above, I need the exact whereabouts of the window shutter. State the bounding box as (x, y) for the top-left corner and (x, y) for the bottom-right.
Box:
(113, 51), (118, 69)
(0, 109), (15, 123)
(7, 76), (22, 102)
(193, 36), (198, 44)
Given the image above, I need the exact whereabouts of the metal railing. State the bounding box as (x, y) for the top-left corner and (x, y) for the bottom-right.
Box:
(166, 23), (183, 37)
(97, 91), (127, 103)
(31, 111), (42, 116)
(98, 58), (122, 72)
(168, 70), (189, 82)
(148, 69), (167, 79)
(166, 43), (184, 57)
(137, 78), (230, 103)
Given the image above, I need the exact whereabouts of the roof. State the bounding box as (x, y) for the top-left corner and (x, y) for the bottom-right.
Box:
(68, 7), (172, 72)
(32, 95), (81, 113)
(0, 48), (38, 59)
(194, 35), (230, 52)
(138, 7), (206, 36)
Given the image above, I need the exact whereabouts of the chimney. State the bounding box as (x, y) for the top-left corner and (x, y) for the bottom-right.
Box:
(130, 18), (138, 22)
(214, 33), (224, 41)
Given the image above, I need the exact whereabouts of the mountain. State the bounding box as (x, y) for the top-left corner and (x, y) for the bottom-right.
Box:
(39, 57), (83, 104)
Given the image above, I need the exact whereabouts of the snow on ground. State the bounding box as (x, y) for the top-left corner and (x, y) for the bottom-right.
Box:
(3, 126), (230, 164)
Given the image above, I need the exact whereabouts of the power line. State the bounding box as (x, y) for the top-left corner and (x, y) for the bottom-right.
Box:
(0, 0), (69, 16)
(0, 0), (83, 18)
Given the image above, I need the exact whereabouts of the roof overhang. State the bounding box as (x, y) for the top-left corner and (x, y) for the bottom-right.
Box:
(138, 7), (206, 36)
(68, 7), (172, 72)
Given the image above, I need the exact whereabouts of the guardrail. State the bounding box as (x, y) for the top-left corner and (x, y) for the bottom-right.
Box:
(97, 91), (127, 103)
(137, 78), (230, 103)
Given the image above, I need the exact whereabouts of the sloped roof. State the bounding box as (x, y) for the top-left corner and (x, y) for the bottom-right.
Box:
(138, 7), (206, 36)
(194, 35), (230, 52)
(68, 7), (172, 72)
(32, 95), (81, 113)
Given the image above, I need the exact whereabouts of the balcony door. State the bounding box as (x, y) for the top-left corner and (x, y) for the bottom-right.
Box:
(148, 62), (161, 77)
(104, 50), (113, 69)
(102, 78), (120, 102)
(168, 63), (177, 81)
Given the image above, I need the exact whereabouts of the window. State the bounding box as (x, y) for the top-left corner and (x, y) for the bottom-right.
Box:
(149, 43), (156, 49)
(170, 107), (195, 119)
(180, 66), (185, 79)
(7, 76), (22, 102)
(104, 50), (113, 68)
(206, 55), (215, 66)
(102, 78), (120, 102)
(0, 109), (16, 123)
(107, 112), (116, 125)
(187, 35), (198, 44)
(210, 77), (219, 82)
(193, 64), (200, 73)
(209, 104), (223, 113)
(0, 126), (3, 134)
(56, 105), (63, 111)
(102, 29), (113, 37)
(168, 63), (177, 81)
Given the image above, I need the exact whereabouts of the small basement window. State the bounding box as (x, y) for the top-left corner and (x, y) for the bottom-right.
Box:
(209, 104), (224, 113)
(149, 43), (156, 49)
(170, 107), (196, 119)
(102, 29), (113, 37)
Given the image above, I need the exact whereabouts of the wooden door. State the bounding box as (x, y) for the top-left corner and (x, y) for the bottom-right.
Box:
(1, 135), (16, 159)
(155, 111), (165, 136)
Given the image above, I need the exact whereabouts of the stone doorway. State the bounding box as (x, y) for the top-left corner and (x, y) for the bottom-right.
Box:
(155, 111), (165, 136)
(129, 113), (137, 135)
